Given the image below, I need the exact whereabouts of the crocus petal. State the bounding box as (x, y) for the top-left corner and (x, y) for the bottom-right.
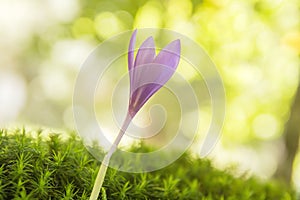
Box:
(132, 39), (178, 90)
(134, 36), (156, 67)
(154, 39), (181, 70)
(129, 36), (156, 96)
(127, 34), (181, 118)
(129, 83), (157, 116)
(128, 29), (137, 71)
(128, 64), (178, 117)
(149, 40), (181, 88)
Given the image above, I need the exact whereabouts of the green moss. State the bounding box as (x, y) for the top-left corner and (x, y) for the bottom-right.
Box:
(0, 128), (296, 200)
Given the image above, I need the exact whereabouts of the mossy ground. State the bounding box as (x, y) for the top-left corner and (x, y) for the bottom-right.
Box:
(0, 128), (296, 200)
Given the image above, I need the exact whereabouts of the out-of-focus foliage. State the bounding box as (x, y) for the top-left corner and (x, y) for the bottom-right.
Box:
(0, 129), (296, 199)
(0, 0), (299, 192)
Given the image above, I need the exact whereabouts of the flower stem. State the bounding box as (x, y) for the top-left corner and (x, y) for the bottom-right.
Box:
(89, 113), (132, 200)
(89, 155), (109, 200)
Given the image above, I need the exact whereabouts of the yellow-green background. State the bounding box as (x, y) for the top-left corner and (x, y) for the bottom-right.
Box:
(0, 0), (299, 191)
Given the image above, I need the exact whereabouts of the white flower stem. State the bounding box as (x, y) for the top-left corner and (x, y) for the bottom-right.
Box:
(89, 113), (132, 200)
(89, 155), (109, 200)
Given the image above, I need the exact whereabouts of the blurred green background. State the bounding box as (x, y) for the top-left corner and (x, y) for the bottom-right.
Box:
(0, 0), (299, 192)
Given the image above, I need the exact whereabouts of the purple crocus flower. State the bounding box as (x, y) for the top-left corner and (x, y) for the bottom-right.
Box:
(89, 30), (181, 200)
(127, 30), (181, 118)
(107, 29), (181, 157)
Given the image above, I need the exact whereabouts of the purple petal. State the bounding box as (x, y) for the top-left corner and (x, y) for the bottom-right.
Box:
(134, 36), (156, 67)
(128, 37), (181, 118)
(129, 83), (159, 117)
(128, 29), (137, 71)
(154, 39), (181, 70)
(136, 40), (181, 100)
(128, 63), (178, 117)
(129, 36), (156, 96)
(132, 39), (180, 91)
